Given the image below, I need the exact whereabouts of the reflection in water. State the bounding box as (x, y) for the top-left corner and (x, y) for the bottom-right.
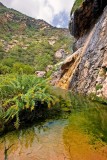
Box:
(0, 120), (69, 160)
(63, 105), (107, 160)
(0, 104), (107, 160)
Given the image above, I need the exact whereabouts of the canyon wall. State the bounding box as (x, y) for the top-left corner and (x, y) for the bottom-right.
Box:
(57, 0), (107, 98)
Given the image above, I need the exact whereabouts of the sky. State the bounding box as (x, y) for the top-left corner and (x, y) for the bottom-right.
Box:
(0, 0), (75, 28)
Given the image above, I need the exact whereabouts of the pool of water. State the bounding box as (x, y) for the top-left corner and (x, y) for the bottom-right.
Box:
(0, 104), (107, 160)
(0, 120), (70, 160)
(64, 105), (107, 160)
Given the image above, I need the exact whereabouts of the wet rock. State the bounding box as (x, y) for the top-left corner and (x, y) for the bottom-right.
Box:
(61, 47), (83, 72)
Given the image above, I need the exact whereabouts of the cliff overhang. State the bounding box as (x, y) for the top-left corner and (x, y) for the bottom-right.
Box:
(69, 0), (107, 39)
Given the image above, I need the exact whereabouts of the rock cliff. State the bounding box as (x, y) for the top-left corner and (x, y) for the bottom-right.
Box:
(57, 0), (107, 98)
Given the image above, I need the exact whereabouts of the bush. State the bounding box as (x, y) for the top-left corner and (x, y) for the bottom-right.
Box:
(12, 62), (35, 74)
(34, 53), (53, 70)
(0, 64), (11, 74)
(1, 58), (15, 67)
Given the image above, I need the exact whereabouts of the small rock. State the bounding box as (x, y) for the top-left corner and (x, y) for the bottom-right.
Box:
(96, 75), (104, 83)
(46, 65), (53, 72)
(55, 49), (66, 59)
(35, 71), (46, 77)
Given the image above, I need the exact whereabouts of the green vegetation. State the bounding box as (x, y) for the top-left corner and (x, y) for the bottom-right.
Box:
(71, 0), (84, 13)
(0, 3), (72, 72)
(96, 84), (103, 91)
(34, 53), (53, 70)
(0, 74), (72, 133)
(89, 93), (107, 105)
(0, 29), (72, 72)
(63, 105), (107, 160)
(0, 58), (35, 74)
(67, 105), (107, 143)
(0, 3), (74, 134)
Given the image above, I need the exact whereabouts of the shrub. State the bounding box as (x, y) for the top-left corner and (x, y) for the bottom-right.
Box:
(34, 53), (53, 70)
(1, 58), (15, 67)
(0, 64), (11, 74)
(12, 62), (35, 74)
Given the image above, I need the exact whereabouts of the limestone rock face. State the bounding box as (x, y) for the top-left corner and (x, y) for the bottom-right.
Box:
(57, 5), (107, 98)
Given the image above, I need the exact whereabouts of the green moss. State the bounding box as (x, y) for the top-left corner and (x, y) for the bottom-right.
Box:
(96, 84), (103, 91)
(71, 0), (84, 13)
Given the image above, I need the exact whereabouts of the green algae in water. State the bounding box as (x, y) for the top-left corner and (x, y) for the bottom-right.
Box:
(63, 105), (107, 160)
(70, 106), (107, 143)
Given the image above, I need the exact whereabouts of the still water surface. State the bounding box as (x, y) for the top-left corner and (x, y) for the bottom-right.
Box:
(0, 105), (107, 160)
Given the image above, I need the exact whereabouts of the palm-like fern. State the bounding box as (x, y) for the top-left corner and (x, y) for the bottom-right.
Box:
(0, 74), (71, 129)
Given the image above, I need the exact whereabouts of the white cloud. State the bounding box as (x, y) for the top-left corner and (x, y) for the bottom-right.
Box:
(0, 0), (75, 27)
